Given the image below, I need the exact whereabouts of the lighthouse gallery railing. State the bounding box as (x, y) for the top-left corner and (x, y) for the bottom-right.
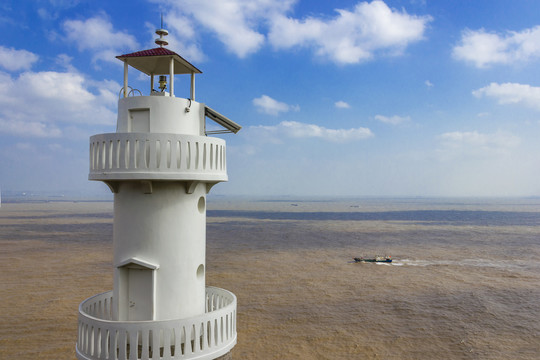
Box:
(76, 286), (236, 360)
(89, 133), (227, 182)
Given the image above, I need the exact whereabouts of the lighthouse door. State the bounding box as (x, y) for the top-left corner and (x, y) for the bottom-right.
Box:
(126, 267), (153, 320)
(129, 109), (150, 132)
(116, 259), (158, 321)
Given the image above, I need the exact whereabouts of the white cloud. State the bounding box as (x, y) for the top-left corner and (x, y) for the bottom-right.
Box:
(438, 130), (520, 156)
(268, 0), (432, 64)
(0, 119), (62, 138)
(425, 80), (433, 88)
(63, 15), (138, 64)
(253, 95), (299, 116)
(473, 82), (540, 110)
(0, 69), (117, 138)
(375, 114), (410, 125)
(38, 8), (55, 21)
(155, 0), (297, 58)
(38, 0), (82, 20)
(55, 54), (77, 72)
(335, 101), (350, 109)
(0, 46), (39, 71)
(453, 26), (540, 68)
(23, 71), (94, 102)
(175, 1), (263, 58)
(152, 0), (430, 63)
(251, 120), (373, 142)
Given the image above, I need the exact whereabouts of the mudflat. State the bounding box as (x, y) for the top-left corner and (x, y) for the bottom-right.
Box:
(1, 198), (539, 359)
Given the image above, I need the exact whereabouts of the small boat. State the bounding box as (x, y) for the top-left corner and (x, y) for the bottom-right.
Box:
(354, 256), (392, 263)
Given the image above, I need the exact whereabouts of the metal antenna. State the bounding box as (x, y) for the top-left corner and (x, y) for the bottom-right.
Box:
(155, 13), (169, 47)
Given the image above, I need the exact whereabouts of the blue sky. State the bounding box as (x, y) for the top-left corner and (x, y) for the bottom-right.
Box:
(1, 0), (540, 197)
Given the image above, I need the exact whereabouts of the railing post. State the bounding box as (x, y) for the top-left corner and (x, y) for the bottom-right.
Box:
(123, 62), (128, 98)
(169, 57), (174, 97)
(77, 289), (236, 360)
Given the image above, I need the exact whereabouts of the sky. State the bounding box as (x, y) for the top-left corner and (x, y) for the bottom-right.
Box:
(1, 0), (540, 197)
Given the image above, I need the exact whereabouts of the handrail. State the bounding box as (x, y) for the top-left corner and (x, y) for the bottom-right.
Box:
(118, 86), (143, 98)
(118, 86), (132, 98)
(128, 88), (143, 97)
(76, 287), (237, 360)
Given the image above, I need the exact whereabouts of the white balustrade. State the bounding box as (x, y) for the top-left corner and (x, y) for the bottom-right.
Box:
(76, 287), (236, 360)
(89, 133), (227, 182)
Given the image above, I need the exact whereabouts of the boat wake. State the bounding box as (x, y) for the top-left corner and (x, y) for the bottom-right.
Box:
(394, 258), (537, 270)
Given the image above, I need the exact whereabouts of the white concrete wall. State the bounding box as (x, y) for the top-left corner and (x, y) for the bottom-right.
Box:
(117, 96), (205, 136)
(112, 180), (207, 321)
(101, 95), (225, 322)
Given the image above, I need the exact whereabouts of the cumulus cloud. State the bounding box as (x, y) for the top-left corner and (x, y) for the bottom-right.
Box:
(0, 119), (62, 138)
(375, 114), (410, 125)
(152, 0), (430, 63)
(251, 120), (373, 143)
(55, 54), (77, 72)
(0, 69), (117, 138)
(253, 95), (299, 116)
(63, 15), (138, 64)
(453, 26), (540, 68)
(0, 46), (39, 71)
(473, 82), (540, 110)
(155, 0), (296, 58)
(438, 130), (520, 155)
(335, 101), (351, 109)
(268, 0), (432, 64)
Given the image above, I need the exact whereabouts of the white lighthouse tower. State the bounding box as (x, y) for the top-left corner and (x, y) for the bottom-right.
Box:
(76, 26), (240, 360)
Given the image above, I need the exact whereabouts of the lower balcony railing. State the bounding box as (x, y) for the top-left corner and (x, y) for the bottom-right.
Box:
(89, 133), (227, 182)
(76, 286), (236, 360)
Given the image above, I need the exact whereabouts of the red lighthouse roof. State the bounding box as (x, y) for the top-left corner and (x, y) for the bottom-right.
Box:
(116, 47), (202, 75)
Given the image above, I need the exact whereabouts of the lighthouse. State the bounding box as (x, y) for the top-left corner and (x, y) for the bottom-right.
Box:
(76, 26), (240, 360)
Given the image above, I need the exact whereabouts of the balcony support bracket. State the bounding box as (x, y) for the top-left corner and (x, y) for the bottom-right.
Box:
(185, 181), (199, 194)
(141, 180), (153, 194)
(206, 182), (218, 194)
(104, 181), (119, 193)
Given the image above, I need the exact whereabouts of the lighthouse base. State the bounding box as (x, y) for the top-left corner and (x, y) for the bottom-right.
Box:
(76, 287), (236, 360)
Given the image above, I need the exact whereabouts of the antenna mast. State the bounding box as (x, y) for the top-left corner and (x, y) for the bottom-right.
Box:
(155, 13), (169, 47)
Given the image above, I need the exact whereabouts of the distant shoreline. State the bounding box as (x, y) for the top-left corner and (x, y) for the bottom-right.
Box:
(1, 199), (113, 204)
(3, 193), (540, 205)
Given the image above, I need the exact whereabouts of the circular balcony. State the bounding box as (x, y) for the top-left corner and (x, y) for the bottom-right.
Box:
(76, 286), (236, 360)
(89, 133), (227, 182)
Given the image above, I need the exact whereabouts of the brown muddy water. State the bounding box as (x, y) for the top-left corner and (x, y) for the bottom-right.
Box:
(1, 198), (539, 359)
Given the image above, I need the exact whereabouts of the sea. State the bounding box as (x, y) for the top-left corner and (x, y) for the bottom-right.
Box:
(1, 197), (539, 359)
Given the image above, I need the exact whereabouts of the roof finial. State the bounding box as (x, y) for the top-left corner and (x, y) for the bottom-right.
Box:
(155, 14), (169, 47)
